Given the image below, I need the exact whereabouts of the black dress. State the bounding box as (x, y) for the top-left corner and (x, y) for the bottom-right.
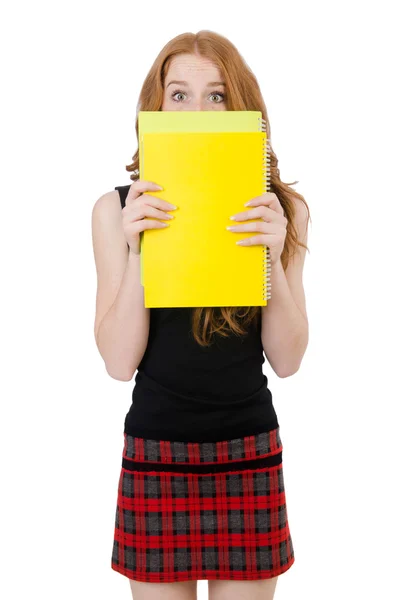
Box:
(111, 184), (295, 583)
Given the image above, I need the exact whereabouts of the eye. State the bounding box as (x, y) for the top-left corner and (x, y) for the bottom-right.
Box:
(209, 92), (225, 103)
(171, 90), (187, 102)
(171, 90), (226, 103)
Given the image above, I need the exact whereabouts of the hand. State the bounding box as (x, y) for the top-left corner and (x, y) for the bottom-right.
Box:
(122, 180), (177, 255)
(226, 192), (287, 266)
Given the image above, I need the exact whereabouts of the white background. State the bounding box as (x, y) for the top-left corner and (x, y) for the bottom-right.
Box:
(1, 1), (396, 598)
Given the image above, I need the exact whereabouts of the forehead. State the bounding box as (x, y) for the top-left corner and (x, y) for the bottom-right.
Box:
(165, 54), (223, 82)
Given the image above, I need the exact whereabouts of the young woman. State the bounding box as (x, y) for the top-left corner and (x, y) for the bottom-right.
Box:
(92, 30), (310, 600)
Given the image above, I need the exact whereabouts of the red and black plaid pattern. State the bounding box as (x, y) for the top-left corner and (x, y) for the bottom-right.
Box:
(111, 427), (294, 582)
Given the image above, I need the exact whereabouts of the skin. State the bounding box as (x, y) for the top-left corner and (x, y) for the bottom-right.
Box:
(128, 53), (280, 600)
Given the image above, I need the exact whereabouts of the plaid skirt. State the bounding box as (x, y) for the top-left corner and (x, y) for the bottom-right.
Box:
(111, 426), (295, 583)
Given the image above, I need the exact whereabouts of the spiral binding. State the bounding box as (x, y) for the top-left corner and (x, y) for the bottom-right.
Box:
(259, 116), (272, 302)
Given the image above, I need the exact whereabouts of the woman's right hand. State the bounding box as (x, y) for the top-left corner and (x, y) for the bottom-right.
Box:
(122, 180), (177, 255)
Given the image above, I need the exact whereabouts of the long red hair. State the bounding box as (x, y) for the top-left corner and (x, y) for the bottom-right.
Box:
(125, 30), (311, 347)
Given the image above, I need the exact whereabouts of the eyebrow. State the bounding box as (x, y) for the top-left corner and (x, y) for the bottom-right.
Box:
(166, 80), (226, 88)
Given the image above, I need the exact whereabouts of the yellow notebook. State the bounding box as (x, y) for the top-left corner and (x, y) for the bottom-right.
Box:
(138, 110), (265, 137)
(140, 130), (271, 308)
(138, 110), (267, 287)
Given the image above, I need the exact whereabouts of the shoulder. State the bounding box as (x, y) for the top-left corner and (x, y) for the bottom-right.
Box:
(91, 190), (126, 255)
(286, 192), (310, 264)
(290, 195), (309, 242)
(91, 187), (130, 275)
(284, 194), (310, 322)
(92, 190), (122, 224)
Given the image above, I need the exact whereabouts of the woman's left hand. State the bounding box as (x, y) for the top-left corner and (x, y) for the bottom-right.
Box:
(226, 192), (287, 266)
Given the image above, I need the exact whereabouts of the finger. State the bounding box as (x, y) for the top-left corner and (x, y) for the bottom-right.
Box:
(227, 221), (280, 234)
(138, 193), (177, 212)
(124, 203), (174, 222)
(127, 191), (177, 216)
(246, 193), (284, 215)
(126, 180), (163, 202)
(233, 205), (280, 222)
(127, 218), (170, 234)
(236, 234), (274, 246)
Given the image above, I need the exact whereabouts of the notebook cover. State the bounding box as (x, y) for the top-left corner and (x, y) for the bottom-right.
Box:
(140, 130), (270, 308)
(138, 110), (265, 287)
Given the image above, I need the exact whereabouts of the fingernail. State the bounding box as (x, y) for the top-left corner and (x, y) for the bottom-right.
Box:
(154, 185), (163, 190)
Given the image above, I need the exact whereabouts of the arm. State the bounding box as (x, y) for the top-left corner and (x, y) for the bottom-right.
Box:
(92, 191), (149, 381)
(261, 199), (309, 377)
